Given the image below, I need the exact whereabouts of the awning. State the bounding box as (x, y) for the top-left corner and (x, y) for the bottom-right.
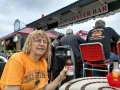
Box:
(46, 32), (57, 39)
(0, 28), (57, 40)
(18, 28), (33, 34)
(76, 30), (88, 40)
(26, 0), (120, 30)
(0, 28), (33, 40)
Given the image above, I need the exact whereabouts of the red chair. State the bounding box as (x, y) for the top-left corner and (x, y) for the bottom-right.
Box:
(79, 42), (113, 77)
(117, 41), (120, 60)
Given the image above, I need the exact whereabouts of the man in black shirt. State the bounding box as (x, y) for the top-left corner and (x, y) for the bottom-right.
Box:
(86, 19), (120, 76)
(61, 29), (85, 78)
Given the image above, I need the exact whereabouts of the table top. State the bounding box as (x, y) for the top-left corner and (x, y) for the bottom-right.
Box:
(59, 77), (119, 90)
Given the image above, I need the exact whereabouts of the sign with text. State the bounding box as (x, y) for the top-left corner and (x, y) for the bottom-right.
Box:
(14, 19), (20, 32)
(58, 4), (108, 27)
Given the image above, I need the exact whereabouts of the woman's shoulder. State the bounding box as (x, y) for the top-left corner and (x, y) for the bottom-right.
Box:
(8, 51), (27, 60)
(10, 51), (24, 56)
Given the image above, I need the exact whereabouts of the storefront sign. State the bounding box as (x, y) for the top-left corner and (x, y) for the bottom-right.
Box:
(58, 4), (108, 27)
(14, 19), (20, 32)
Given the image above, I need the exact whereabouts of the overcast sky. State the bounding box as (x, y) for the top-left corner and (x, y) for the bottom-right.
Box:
(0, 0), (120, 38)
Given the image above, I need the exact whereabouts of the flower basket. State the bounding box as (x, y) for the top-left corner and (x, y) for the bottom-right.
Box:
(106, 73), (120, 88)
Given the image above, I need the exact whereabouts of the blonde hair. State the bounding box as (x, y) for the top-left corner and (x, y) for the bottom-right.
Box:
(22, 29), (51, 59)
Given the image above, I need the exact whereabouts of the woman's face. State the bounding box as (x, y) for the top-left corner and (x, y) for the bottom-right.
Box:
(30, 37), (48, 57)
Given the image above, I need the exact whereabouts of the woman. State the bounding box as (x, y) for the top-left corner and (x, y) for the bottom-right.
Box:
(0, 29), (68, 90)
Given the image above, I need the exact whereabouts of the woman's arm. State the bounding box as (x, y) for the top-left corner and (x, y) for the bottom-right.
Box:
(44, 67), (68, 90)
(4, 67), (67, 90)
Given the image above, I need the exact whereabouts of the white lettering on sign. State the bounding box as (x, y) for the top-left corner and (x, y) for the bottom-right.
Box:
(58, 4), (108, 27)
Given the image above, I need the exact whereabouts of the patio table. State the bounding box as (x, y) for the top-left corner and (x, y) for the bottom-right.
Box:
(59, 77), (119, 90)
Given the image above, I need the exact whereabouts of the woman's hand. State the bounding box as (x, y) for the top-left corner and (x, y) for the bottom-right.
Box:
(59, 66), (68, 80)
(44, 67), (68, 90)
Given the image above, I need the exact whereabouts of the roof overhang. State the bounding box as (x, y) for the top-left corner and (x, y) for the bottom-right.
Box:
(0, 28), (57, 40)
(0, 28), (33, 40)
(26, 0), (120, 30)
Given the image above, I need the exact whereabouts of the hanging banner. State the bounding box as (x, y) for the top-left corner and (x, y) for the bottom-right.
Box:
(58, 4), (108, 27)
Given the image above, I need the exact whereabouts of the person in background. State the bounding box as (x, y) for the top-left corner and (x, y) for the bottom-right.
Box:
(51, 34), (64, 80)
(0, 29), (68, 90)
(61, 29), (85, 78)
(0, 50), (8, 62)
(86, 19), (120, 76)
(52, 34), (64, 47)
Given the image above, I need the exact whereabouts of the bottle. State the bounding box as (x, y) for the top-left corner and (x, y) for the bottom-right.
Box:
(65, 48), (75, 82)
(112, 61), (120, 81)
